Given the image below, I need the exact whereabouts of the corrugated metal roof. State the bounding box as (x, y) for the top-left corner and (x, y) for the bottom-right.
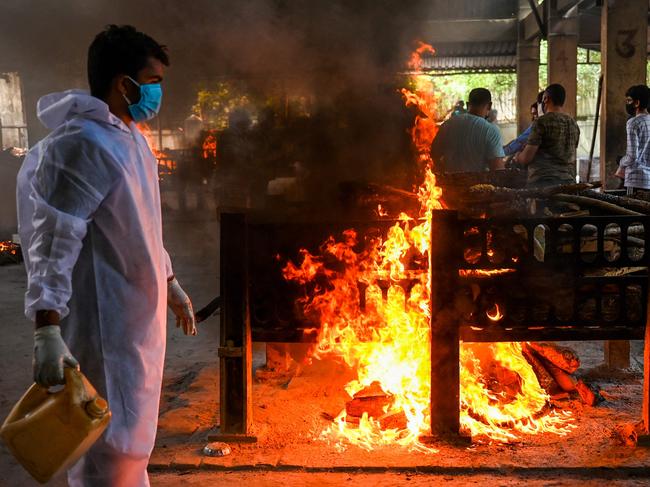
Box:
(419, 41), (517, 73)
(422, 55), (517, 72)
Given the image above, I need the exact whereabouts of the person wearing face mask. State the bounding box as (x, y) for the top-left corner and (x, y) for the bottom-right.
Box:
(514, 83), (580, 187)
(614, 85), (650, 194)
(504, 91), (545, 157)
(16, 25), (196, 486)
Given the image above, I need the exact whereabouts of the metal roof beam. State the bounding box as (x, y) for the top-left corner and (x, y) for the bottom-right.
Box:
(419, 18), (517, 44)
(522, 0), (582, 40)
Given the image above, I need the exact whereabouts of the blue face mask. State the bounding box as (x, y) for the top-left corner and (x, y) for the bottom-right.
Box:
(123, 76), (162, 122)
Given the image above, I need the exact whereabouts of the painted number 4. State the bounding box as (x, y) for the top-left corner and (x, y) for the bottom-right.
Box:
(616, 29), (638, 58)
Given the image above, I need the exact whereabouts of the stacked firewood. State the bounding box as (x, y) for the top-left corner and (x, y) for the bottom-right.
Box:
(458, 182), (650, 219)
(343, 381), (408, 430)
(522, 342), (602, 406)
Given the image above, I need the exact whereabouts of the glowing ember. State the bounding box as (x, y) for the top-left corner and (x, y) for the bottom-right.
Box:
(458, 268), (516, 278)
(0, 241), (19, 255)
(283, 42), (573, 451)
(486, 303), (504, 322)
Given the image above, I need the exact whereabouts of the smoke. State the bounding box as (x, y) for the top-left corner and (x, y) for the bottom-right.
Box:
(1, 0), (433, 193)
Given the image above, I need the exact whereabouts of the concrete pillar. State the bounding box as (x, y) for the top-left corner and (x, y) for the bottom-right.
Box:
(516, 1), (540, 134)
(547, 2), (578, 117)
(600, 0), (648, 190)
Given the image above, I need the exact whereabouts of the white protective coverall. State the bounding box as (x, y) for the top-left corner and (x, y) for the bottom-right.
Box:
(17, 90), (172, 487)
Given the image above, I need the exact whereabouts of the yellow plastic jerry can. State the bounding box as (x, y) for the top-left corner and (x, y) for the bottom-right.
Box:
(0, 367), (111, 484)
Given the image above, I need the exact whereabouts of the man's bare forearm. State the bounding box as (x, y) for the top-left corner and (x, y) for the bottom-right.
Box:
(35, 310), (60, 329)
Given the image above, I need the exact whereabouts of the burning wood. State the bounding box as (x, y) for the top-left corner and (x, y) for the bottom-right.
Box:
(0, 240), (21, 265)
(527, 342), (580, 374)
(523, 342), (601, 406)
(282, 43), (576, 450)
(521, 343), (563, 397)
(345, 382), (394, 419)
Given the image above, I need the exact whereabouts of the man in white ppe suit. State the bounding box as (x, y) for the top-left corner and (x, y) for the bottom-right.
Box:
(16, 25), (196, 486)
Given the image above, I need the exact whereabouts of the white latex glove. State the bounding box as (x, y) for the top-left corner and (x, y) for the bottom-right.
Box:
(168, 278), (197, 336)
(33, 325), (79, 387)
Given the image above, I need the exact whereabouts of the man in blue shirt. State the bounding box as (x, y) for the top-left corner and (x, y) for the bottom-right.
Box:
(504, 91), (545, 157)
(430, 88), (505, 173)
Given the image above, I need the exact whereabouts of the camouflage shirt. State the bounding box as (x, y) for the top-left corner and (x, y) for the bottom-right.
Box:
(526, 112), (580, 186)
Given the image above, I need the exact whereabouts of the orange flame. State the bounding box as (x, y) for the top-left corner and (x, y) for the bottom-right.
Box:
(407, 41), (435, 71)
(283, 42), (573, 451)
(459, 268), (516, 278)
(0, 240), (19, 255)
(136, 123), (164, 159)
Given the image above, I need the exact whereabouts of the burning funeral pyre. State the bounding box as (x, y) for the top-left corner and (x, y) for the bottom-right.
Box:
(281, 43), (579, 451)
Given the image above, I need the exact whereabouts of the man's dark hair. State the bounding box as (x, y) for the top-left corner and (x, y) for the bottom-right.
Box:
(468, 88), (492, 107)
(626, 84), (650, 110)
(88, 25), (169, 99)
(544, 84), (566, 106)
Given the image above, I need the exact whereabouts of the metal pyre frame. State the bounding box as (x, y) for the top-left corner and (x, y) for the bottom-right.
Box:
(213, 210), (650, 442)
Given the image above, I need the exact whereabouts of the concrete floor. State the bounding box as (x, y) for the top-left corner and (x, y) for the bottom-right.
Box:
(2, 202), (650, 486)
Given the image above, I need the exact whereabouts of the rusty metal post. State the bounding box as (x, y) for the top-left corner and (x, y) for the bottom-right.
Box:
(428, 210), (462, 438)
(210, 212), (256, 442)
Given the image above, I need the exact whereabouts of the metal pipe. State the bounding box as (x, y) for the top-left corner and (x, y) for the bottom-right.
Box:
(587, 74), (603, 182)
(527, 0), (547, 38)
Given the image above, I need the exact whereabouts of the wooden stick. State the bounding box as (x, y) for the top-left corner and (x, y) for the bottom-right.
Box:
(580, 189), (650, 214)
(465, 182), (597, 203)
(551, 194), (643, 216)
(522, 344), (560, 395)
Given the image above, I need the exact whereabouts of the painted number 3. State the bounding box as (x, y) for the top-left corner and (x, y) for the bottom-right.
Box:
(616, 29), (638, 58)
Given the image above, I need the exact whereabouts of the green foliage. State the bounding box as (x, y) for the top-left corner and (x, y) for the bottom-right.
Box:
(192, 81), (256, 130)
(424, 72), (516, 120)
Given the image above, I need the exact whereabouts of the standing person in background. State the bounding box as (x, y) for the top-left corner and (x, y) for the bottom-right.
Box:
(614, 85), (650, 195)
(504, 91), (545, 157)
(515, 84), (580, 187)
(486, 108), (498, 124)
(430, 88), (505, 172)
(451, 100), (466, 117)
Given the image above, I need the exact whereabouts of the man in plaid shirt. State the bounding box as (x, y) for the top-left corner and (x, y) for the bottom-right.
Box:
(615, 85), (650, 194)
(514, 84), (580, 186)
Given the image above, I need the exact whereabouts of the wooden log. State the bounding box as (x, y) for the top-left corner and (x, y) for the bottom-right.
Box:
(580, 189), (650, 214)
(540, 358), (578, 392)
(551, 194), (643, 216)
(378, 410), (408, 430)
(521, 344), (562, 395)
(536, 354), (601, 406)
(466, 182), (597, 203)
(527, 342), (580, 374)
(345, 382), (394, 418)
(575, 380), (599, 406)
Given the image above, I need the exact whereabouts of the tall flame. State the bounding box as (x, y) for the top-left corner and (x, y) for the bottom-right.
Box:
(283, 42), (573, 451)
